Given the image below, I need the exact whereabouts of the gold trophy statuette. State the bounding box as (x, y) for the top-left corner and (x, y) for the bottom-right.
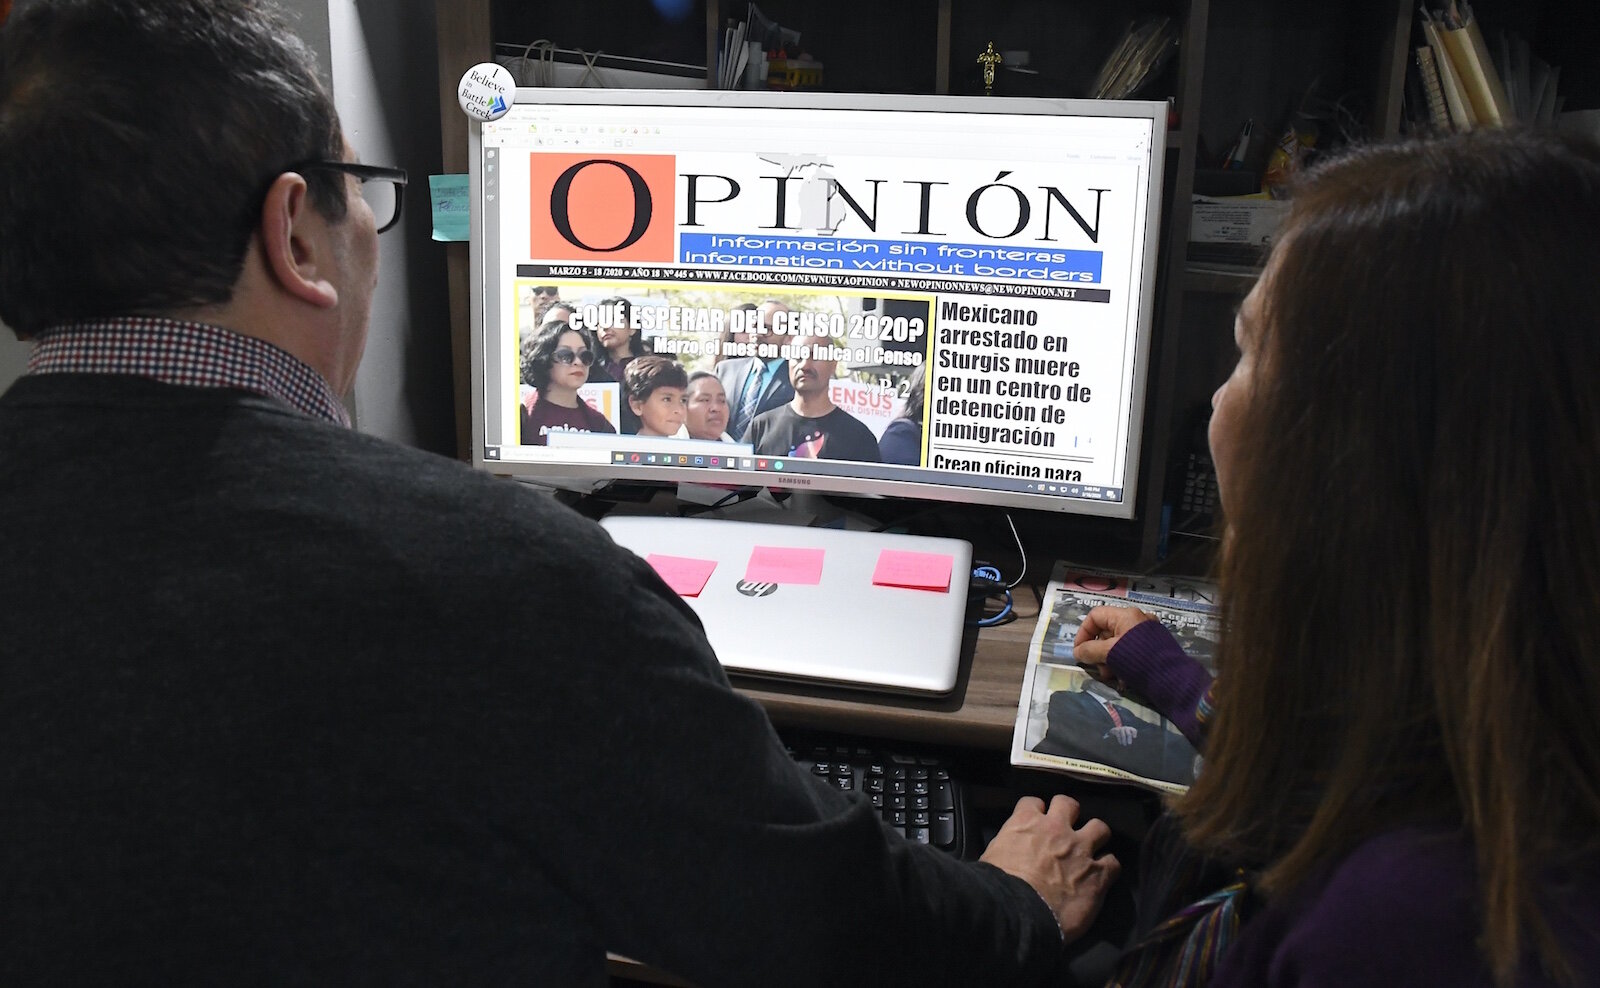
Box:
(977, 41), (1003, 95)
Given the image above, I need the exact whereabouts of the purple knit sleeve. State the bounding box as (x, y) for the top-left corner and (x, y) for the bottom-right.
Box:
(1104, 619), (1215, 748)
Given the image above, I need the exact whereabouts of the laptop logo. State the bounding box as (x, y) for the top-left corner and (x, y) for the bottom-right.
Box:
(735, 580), (778, 598)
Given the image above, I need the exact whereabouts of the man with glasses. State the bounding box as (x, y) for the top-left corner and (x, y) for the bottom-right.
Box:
(531, 283), (564, 324)
(300, 160), (409, 234)
(0, 1), (1120, 985)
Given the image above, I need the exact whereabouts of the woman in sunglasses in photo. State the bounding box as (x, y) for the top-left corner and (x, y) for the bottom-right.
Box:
(518, 320), (617, 446)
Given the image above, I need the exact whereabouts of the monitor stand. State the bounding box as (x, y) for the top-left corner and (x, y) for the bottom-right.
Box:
(670, 483), (877, 529)
(599, 512), (973, 697)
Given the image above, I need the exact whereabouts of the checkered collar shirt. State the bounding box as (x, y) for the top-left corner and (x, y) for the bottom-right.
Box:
(26, 317), (351, 427)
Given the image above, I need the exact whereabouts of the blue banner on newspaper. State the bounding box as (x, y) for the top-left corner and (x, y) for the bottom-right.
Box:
(678, 233), (1103, 284)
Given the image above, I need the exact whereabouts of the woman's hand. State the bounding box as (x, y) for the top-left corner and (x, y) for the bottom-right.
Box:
(1071, 605), (1158, 690)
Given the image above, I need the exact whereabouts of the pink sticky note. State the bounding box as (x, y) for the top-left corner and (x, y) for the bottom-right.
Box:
(646, 554), (718, 597)
(872, 549), (954, 592)
(745, 545), (825, 585)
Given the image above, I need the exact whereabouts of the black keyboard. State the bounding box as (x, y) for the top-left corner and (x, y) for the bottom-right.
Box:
(784, 734), (971, 857)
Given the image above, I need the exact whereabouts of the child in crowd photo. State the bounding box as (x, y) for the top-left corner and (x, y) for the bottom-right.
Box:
(625, 355), (689, 438)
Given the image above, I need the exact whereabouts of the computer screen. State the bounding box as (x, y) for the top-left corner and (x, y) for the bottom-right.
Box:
(468, 89), (1165, 518)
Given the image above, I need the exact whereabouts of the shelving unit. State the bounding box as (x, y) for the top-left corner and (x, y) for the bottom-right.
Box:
(434, 0), (1420, 567)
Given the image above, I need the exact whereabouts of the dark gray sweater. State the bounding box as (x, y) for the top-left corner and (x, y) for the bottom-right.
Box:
(0, 374), (1061, 987)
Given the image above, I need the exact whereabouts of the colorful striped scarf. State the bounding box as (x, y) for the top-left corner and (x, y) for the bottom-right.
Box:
(1109, 813), (1254, 988)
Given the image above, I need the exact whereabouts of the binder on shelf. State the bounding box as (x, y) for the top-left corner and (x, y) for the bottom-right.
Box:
(1537, 65), (1563, 124)
(1503, 33), (1561, 125)
(1498, 31), (1527, 121)
(1090, 16), (1179, 100)
(1414, 45), (1451, 132)
(1437, 3), (1513, 125)
(1419, 11), (1476, 132)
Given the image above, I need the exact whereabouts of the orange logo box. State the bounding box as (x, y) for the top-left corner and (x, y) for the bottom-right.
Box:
(529, 153), (675, 262)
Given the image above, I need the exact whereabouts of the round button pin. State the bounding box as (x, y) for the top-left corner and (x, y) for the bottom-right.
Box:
(457, 61), (515, 122)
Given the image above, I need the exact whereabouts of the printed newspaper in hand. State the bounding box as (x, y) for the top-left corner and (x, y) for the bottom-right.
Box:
(1010, 563), (1220, 795)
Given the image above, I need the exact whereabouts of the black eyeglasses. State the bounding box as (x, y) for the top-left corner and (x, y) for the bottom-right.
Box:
(292, 161), (409, 233)
(552, 347), (595, 367)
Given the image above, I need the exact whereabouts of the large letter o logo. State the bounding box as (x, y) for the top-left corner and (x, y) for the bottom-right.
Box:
(550, 159), (652, 253)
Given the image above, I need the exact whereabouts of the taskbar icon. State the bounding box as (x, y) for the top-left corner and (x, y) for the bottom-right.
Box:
(612, 448), (746, 469)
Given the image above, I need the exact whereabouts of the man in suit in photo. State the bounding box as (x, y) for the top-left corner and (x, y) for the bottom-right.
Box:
(718, 299), (796, 441)
(1033, 678), (1196, 786)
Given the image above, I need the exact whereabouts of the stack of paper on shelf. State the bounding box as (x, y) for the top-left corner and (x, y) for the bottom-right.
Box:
(717, 3), (804, 90)
(717, 14), (753, 90)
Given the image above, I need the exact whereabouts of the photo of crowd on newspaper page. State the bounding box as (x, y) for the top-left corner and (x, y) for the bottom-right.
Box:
(512, 282), (929, 462)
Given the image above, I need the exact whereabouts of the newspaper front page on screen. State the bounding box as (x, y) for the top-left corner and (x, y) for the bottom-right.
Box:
(483, 101), (1156, 501)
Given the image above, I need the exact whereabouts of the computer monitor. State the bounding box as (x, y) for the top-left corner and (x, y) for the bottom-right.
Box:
(468, 89), (1165, 519)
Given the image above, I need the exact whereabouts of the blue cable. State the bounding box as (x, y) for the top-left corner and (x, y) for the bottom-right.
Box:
(971, 565), (1014, 627)
(976, 592), (1013, 627)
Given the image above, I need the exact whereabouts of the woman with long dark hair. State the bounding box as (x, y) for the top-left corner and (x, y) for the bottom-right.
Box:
(592, 297), (651, 380)
(1078, 128), (1600, 987)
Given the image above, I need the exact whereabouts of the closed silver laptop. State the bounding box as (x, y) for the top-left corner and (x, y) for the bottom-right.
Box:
(601, 516), (972, 696)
